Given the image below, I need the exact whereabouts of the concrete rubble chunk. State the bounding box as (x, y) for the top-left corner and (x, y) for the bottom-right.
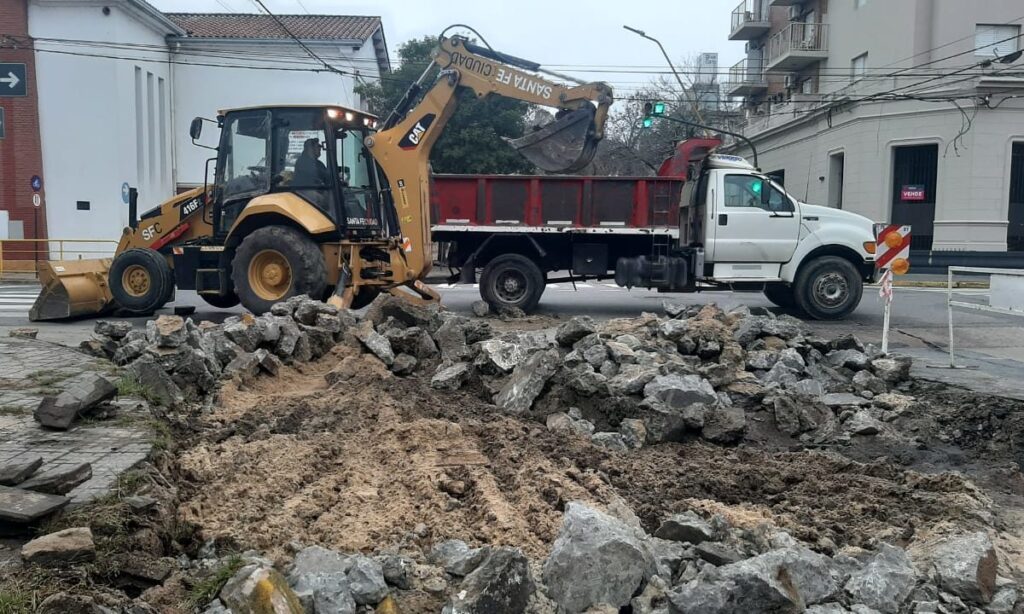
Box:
(224, 352), (261, 381)
(495, 349), (561, 414)
(20, 462), (92, 495)
(871, 356), (912, 383)
(37, 592), (116, 614)
(591, 432), (629, 452)
(832, 333), (865, 352)
(543, 502), (655, 613)
(95, 320), (134, 339)
(127, 356), (185, 407)
(287, 545), (354, 614)
(431, 362), (471, 391)
(352, 321), (395, 366)
(659, 318), (690, 341)
(556, 316), (597, 346)
(445, 547), (533, 614)
(546, 412), (596, 437)
(471, 300), (490, 317)
(844, 409), (885, 436)
(827, 349), (871, 371)
(346, 555), (388, 605)
(221, 563), (305, 614)
(644, 374), (717, 409)
(34, 372), (117, 430)
(654, 511), (715, 544)
(390, 353), (417, 376)
(367, 294), (440, 331)
(825, 392), (870, 407)
(777, 347), (806, 371)
(789, 379), (826, 399)
(609, 364), (660, 396)
(378, 554), (414, 590)
(0, 485), (69, 522)
(773, 395), (834, 436)
(619, 418), (647, 449)
(147, 315), (186, 348)
(6, 327), (37, 339)
(702, 404), (747, 444)
(986, 586), (1018, 614)
(224, 317), (261, 353)
(0, 456), (43, 486)
(844, 544), (917, 613)
(434, 318), (470, 361)
(473, 339), (526, 375)
(297, 324), (334, 359)
(746, 350), (778, 371)
(254, 348), (283, 376)
(695, 541), (743, 566)
(294, 298), (337, 326)
(853, 370), (888, 395)
(429, 539), (487, 576)
(21, 527), (96, 565)
(919, 532), (998, 605)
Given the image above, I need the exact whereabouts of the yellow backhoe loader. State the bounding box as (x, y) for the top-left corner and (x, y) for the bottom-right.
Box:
(30, 30), (613, 321)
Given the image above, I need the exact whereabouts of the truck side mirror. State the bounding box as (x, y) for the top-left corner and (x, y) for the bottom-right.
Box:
(189, 117), (203, 141)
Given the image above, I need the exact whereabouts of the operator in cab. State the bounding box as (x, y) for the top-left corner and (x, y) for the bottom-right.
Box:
(293, 138), (331, 187)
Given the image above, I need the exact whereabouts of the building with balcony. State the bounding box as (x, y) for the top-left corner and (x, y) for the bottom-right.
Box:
(724, 0), (1024, 254)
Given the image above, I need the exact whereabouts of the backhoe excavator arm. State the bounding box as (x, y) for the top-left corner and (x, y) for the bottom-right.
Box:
(365, 34), (614, 288)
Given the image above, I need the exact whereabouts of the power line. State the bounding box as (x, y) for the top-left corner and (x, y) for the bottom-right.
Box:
(249, 0), (350, 78)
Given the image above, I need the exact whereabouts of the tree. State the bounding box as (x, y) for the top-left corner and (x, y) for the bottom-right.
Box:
(356, 37), (534, 174)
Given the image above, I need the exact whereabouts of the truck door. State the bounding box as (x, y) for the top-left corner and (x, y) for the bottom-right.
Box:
(710, 173), (801, 267)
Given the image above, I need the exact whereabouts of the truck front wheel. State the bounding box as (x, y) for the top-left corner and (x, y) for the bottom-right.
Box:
(480, 254), (545, 313)
(794, 256), (863, 320)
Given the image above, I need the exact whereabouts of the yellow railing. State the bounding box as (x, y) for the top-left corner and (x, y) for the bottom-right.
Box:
(0, 239), (118, 279)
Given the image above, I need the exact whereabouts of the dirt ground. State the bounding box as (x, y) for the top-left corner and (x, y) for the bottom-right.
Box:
(174, 338), (1022, 574)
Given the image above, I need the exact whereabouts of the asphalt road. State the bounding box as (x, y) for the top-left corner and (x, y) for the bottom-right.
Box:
(3, 280), (1022, 398)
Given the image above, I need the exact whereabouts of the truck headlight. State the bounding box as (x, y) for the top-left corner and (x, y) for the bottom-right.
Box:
(863, 241), (876, 254)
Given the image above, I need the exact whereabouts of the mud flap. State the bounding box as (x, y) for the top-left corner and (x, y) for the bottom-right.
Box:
(29, 259), (115, 321)
(507, 105), (600, 173)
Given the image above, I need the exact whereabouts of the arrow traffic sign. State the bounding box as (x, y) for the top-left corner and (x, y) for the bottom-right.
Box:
(0, 64), (27, 97)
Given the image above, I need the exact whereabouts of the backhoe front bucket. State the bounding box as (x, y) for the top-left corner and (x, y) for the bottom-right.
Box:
(29, 259), (115, 321)
(507, 105), (600, 173)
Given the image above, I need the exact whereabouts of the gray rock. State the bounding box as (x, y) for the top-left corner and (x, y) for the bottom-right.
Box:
(445, 547), (533, 614)
(789, 379), (826, 399)
(391, 353), (417, 376)
(546, 412), (595, 437)
(565, 365), (608, 397)
(127, 356), (185, 407)
(471, 300), (491, 317)
(352, 321), (394, 366)
(19, 462), (92, 495)
(762, 316), (804, 339)
(124, 495), (157, 512)
(583, 343), (609, 368)
(695, 542), (743, 566)
(495, 349), (560, 414)
(473, 339), (525, 375)
(112, 339), (149, 365)
(644, 374), (717, 409)
(986, 586), (1018, 613)
(659, 319), (690, 341)
(844, 410), (884, 436)
(273, 316), (304, 360)
(434, 318), (470, 361)
(21, 527), (95, 565)
(591, 432), (629, 452)
(294, 298), (336, 326)
(853, 371), (887, 395)
(825, 393), (870, 407)
(430, 539), (487, 576)
(642, 402), (700, 444)
(746, 350), (778, 371)
(606, 341), (637, 364)
(806, 605), (851, 614)
(701, 404), (746, 444)
(254, 349), (283, 376)
(385, 326), (439, 360)
(221, 564), (304, 613)
(0, 456), (42, 486)
(347, 555), (388, 605)
(556, 316), (597, 346)
(777, 348), (806, 371)
(832, 334), (865, 352)
(223, 317), (261, 353)
(827, 349), (871, 371)
(288, 545), (355, 614)
(762, 362), (801, 386)
(149, 315), (187, 348)
(224, 352), (260, 381)
(543, 502), (654, 613)
(0, 485), (69, 522)
(773, 396), (835, 436)
(619, 419), (647, 449)
(378, 554), (414, 590)
(871, 357), (912, 383)
(431, 363), (471, 391)
(95, 320), (134, 339)
(37, 592), (115, 614)
(297, 324), (335, 359)
(34, 372), (117, 430)
(314, 313), (343, 335)
(844, 544), (917, 613)
(664, 301), (688, 318)
(609, 364), (660, 396)
(654, 511), (714, 544)
(921, 532), (997, 605)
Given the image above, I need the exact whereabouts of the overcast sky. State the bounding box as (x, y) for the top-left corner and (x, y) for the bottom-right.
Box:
(148, 0), (746, 99)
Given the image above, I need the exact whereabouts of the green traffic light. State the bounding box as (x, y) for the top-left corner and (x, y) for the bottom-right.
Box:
(652, 102), (666, 116)
(642, 117), (654, 129)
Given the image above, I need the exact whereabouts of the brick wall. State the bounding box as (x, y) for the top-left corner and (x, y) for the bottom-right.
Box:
(0, 0), (47, 258)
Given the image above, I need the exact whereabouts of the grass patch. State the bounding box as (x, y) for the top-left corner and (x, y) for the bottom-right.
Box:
(145, 418), (175, 452)
(26, 370), (72, 388)
(185, 554), (244, 609)
(0, 405), (28, 416)
(0, 578), (36, 614)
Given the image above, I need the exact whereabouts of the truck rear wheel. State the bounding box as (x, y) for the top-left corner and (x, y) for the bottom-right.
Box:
(232, 226), (327, 315)
(480, 254), (545, 313)
(763, 284), (798, 310)
(109, 248), (174, 314)
(794, 256), (863, 320)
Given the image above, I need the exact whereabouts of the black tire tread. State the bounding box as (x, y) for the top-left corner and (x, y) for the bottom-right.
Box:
(479, 253), (545, 313)
(794, 256), (863, 320)
(109, 248), (174, 313)
(763, 284), (798, 310)
(231, 225), (327, 315)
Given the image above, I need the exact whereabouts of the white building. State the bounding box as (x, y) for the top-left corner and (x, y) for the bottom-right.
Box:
(25, 0), (388, 255)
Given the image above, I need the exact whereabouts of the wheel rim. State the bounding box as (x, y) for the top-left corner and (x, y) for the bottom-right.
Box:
(249, 249), (292, 301)
(493, 268), (528, 304)
(121, 264), (151, 298)
(813, 271), (849, 308)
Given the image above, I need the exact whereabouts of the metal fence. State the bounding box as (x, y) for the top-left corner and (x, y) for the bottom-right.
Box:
(0, 239), (118, 279)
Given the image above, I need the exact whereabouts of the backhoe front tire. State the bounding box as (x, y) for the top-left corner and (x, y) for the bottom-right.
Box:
(480, 254), (545, 313)
(794, 256), (863, 320)
(232, 226), (327, 315)
(109, 248), (174, 314)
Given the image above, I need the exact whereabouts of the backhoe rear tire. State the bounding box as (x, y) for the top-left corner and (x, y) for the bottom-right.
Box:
(232, 225), (327, 315)
(480, 254), (545, 314)
(109, 248), (174, 314)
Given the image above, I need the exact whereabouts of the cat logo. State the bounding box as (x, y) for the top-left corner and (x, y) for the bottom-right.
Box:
(398, 113), (436, 150)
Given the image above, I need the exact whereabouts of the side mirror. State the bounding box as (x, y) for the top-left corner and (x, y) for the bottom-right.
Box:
(189, 117), (203, 141)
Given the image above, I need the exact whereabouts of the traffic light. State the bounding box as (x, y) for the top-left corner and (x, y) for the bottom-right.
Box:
(641, 101), (667, 129)
(651, 101), (667, 116)
(642, 116), (654, 129)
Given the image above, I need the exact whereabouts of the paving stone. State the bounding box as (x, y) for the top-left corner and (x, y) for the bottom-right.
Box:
(20, 463), (92, 495)
(0, 485), (69, 522)
(0, 456), (42, 486)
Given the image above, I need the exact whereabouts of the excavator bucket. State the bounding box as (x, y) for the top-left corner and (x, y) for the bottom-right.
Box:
(29, 259), (115, 322)
(507, 105), (600, 173)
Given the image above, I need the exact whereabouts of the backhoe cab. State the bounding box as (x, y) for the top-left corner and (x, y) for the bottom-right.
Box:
(29, 29), (612, 321)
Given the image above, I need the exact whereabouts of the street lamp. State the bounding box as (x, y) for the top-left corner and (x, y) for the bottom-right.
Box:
(622, 25), (705, 124)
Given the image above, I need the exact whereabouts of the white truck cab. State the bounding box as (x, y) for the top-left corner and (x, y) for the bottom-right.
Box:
(679, 154), (877, 319)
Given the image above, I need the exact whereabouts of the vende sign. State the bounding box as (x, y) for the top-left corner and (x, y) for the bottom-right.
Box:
(901, 184), (925, 201)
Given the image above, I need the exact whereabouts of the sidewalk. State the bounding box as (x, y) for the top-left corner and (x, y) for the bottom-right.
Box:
(0, 336), (152, 503)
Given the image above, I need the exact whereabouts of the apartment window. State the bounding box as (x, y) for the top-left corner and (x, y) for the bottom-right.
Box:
(975, 24), (1020, 57)
(851, 53), (868, 80)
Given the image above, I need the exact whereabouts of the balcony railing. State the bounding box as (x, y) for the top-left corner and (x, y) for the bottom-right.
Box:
(725, 58), (768, 97)
(730, 0), (771, 40)
(766, 22), (829, 70)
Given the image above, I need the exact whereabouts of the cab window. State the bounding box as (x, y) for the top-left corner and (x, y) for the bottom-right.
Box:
(723, 175), (793, 212)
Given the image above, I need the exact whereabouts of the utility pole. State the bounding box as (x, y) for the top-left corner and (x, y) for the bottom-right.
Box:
(623, 25), (706, 125)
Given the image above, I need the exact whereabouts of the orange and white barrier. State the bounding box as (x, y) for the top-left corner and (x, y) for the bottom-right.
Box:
(875, 224), (911, 275)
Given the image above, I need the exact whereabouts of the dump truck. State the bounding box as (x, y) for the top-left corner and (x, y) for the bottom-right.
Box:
(432, 138), (878, 319)
(30, 30), (613, 321)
